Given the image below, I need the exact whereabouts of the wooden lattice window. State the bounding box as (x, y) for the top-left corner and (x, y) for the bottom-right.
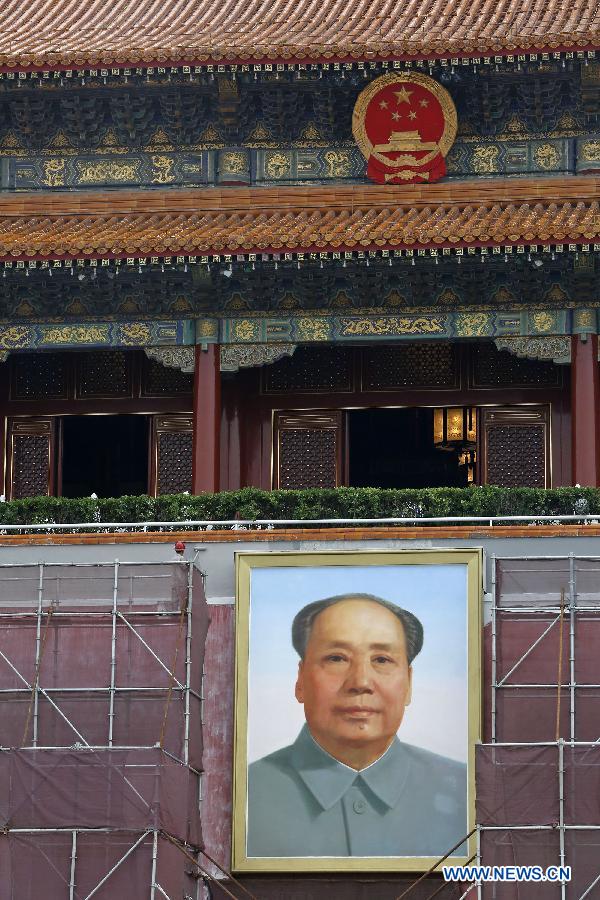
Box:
(142, 357), (193, 397)
(77, 350), (132, 397)
(10, 353), (69, 401)
(8, 418), (55, 499)
(265, 347), (353, 393)
(152, 415), (193, 495)
(362, 343), (460, 390)
(472, 343), (561, 388)
(274, 411), (343, 489)
(481, 406), (550, 488)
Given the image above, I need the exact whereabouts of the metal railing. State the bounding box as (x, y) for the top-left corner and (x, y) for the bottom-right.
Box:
(0, 512), (599, 534)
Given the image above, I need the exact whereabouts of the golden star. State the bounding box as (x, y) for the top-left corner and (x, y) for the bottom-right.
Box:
(419, 98), (429, 108)
(394, 87), (413, 104)
(379, 99), (388, 109)
(391, 111), (400, 121)
(408, 110), (417, 120)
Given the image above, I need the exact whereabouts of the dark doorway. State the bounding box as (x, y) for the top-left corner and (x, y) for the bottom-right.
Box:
(60, 416), (149, 497)
(348, 408), (470, 489)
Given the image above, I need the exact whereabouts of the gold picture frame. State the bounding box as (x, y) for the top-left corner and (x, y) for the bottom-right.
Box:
(233, 548), (482, 873)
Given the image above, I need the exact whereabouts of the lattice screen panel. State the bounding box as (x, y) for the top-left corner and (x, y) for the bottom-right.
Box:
(275, 412), (342, 489)
(362, 342), (459, 390)
(483, 407), (549, 487)
(77, 350), (132, 397)
(142, 358), (193, 396)
(265, 347), (353, 393)
(11, 353), (68, 401)
(472, 343), (561, 388)
(154, 416), (193, 495)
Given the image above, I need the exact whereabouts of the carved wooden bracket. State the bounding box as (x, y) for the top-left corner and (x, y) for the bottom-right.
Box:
(144, 347), (195, 373)
(145, 343), (296, 373)
(219, 343), (297, 372)
(494, 336), (572, 365)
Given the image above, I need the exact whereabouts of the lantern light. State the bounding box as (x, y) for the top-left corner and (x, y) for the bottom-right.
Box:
(433, 407), (477, 481)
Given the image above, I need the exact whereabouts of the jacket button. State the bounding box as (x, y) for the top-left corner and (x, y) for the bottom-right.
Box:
(353, 799), (367, 814)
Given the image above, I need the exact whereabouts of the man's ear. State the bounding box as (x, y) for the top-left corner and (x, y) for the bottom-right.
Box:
(405, 665), (413, 707)
(295, 660), (305, 704)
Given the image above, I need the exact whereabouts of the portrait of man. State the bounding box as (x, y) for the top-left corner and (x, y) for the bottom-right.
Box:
(233, 550), (480, 872)
(247, 593), (467, 858)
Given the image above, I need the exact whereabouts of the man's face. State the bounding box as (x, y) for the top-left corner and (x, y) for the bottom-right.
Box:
(295, 599), (412, 763)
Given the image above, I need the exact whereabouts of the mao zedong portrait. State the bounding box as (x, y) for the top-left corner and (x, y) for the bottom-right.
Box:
(247, 593), (467, 857)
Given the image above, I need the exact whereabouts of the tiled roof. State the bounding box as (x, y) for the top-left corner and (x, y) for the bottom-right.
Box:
(0, 178), (599, 260)
(0, 0), (599, 69)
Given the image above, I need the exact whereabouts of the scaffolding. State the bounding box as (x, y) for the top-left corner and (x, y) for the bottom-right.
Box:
(474, 554), (600, 899)
(0, 559), (215, 900)
(5, 552), (600, 899)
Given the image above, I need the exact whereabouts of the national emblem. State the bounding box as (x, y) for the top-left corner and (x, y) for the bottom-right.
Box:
(352, 73), (457, 185)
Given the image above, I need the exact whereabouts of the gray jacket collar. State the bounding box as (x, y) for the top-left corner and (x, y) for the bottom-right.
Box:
(290, 724), (410, 811)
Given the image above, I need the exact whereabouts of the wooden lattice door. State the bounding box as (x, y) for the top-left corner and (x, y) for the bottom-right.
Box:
(150, 414), (194, 495)
(274, 411), (344, 489)
(7, 417), (56, 499)
(480, 406), (551, 488)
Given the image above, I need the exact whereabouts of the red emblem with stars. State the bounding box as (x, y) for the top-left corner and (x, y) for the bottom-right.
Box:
(352, 73), (457, 185)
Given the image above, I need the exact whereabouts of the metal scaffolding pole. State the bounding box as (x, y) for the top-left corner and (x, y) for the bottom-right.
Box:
(150, 829), (159, 900)
(184, 557), (194, 767)
(108, 559), (119, 747)
(117, 612), (185, 688)
(579, 870), (600, 899)
(558, 738), (566, 900)
(457, 884), (480, 900)
(69, 830), (77, 900)
(490, 554), (497, 744)
(569, 553), (577, 745)
(475, 825), (481, 900)
(32, 563), (44, 747)
(497, 615), (562, 687)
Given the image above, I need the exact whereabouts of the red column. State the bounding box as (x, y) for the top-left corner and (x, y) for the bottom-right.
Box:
(571, 334), (600, 486)
(192, 344), (221, 494)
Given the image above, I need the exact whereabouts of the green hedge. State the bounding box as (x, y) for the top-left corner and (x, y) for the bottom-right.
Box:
(0, 486), (599, 528)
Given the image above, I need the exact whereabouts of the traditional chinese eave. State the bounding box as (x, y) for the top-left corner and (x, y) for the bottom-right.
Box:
(1, 177), (599, 263)
(1, 0), (599, 73)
